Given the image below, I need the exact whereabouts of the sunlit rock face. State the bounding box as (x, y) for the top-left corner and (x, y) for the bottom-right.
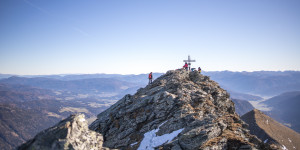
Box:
(90, 69), (269, 150)
(18, 114), (105, 150)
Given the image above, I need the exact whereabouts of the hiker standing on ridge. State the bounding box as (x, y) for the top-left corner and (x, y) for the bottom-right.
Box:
(183, 62), (188, 71)
(198, 67), (202, 73)
(148, 72), (153, 84)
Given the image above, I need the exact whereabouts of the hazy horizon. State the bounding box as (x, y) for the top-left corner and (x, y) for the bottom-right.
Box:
(1, 69), (300, 76)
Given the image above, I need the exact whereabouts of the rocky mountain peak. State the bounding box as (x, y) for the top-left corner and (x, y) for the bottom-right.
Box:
(18, 114), (105, 150)
(89, 69), (267, 149)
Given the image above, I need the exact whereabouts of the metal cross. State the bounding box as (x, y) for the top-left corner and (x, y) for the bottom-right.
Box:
(183, 55), (196, 70)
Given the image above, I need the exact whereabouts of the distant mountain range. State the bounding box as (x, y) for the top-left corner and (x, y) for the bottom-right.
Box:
(228, 90), (263, 101)
(0, 76), (140, 96)
(262, 91), (300, 133)
(0, 73), (163, 84)
(0, 74), (14, 79)
(204, 71), (300, 97)
(2, 71), (300, 97)
(242, 109), (300, 150)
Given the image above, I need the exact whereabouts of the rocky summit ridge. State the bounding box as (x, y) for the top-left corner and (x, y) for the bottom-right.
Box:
(19, 69), (269, 150)
(89, 69), (267, 149)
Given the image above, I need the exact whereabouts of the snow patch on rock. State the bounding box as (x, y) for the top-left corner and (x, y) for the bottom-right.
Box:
(130, 142), (138, 146)
(79, 117), (86, 122)
(138, 121), (184, 150)
(282, 145), (288, 150)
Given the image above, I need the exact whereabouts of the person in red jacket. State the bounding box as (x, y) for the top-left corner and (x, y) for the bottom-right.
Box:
(183, 62), (188, 71)
(148, 72), (153, 84)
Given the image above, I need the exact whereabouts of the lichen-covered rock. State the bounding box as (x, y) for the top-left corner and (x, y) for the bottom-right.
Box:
(90, 69), (270, 150)
(18, 114), (106, 150)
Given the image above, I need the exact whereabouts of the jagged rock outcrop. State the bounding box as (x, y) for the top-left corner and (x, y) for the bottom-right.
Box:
(18, 114), (106, 150)
(90, 69), (268, 150)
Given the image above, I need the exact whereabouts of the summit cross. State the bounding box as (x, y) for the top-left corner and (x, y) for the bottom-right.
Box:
(183, 55), (196, 70)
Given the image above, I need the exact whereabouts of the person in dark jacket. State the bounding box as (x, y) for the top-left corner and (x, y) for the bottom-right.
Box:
(148, 72), (153, 84)
(198, 67), (202, 73)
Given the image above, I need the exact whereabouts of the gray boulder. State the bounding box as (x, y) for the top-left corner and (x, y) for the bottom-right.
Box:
(18, 114), (106, 150)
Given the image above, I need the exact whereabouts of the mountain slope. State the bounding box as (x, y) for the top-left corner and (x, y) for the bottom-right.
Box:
(0, 103), (59, 150)
(0, 83), (57, 103)
(263, 91), (300, 106)
(262, 91), (300, 133)
(89, 69), (267, 149)
(241, 109), (300, 150)
(0, 83), (115, 150)
(231, 99), (254, 116)
(229, 90), (263, 101)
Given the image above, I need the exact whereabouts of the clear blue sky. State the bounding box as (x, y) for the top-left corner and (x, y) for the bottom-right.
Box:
(1, 0), (300, 75)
